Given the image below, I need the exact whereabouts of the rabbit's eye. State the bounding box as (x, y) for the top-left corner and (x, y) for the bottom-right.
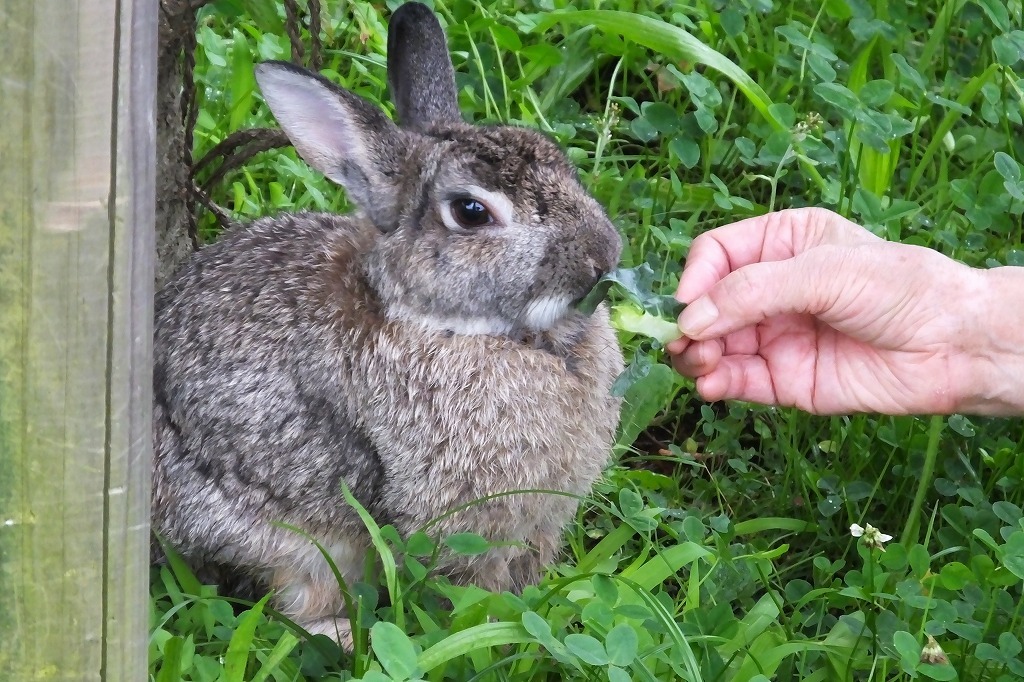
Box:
(449, 198), (492, 228)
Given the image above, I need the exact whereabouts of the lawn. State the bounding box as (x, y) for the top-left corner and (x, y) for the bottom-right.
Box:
(151, 0), (1024, 679)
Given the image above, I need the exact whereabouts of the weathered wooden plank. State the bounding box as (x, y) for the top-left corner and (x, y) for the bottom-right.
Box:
(0, 0), (155, 678)
(105, 0), (158, 676)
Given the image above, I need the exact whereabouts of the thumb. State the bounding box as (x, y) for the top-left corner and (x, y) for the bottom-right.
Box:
(678, 249), (841, 340)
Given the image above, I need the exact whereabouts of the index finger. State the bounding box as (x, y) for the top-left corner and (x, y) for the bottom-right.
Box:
(675, 208), (873, 303)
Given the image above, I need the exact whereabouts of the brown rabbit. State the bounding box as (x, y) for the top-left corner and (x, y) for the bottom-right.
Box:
(152, 2), (624, 644)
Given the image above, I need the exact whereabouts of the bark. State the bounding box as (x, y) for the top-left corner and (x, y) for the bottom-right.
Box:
(155, 0), (208, 285)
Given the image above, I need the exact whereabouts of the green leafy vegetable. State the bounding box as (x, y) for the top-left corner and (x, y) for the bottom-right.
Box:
(575, 278), (616, 317)
(610, 305), (683, 344)
(576, 264), (684, 317)
(576, 264), (684, 342)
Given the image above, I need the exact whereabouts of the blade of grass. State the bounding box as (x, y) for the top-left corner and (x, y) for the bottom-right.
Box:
(222, 593), (271, 682)
(418, 622), (532, 672)
(576, 522), (637, 573)
(847, 36), (900, 197)
(339, 482), (403, 630)
(619, 541), (711, 591)
(733, 517), (815, 535)
(901, 415), (944, 547)
(907, 63), (1001, 195)
(251, 631), (300, 682)
(614, 575), (703, 681)
(155, 636), (185, 682)
(534, 9), (826, 191)
(154, 533), (203, 596)
(536, 11), (773, 124)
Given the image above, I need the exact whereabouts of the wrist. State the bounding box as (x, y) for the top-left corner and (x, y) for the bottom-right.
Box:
(954, 264), (1024, 416)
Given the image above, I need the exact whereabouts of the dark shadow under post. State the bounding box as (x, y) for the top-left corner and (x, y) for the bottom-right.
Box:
(0, 0), (156, 677)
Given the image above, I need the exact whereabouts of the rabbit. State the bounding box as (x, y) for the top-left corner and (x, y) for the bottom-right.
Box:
(151, 1), (624, 645)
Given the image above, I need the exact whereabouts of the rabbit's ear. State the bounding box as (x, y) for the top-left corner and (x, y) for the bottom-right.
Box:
(387, 2), (461, 130)
(255, 61), (404, 230)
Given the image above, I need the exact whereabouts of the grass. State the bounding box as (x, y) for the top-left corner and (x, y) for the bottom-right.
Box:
(153, 0), (1024, 679)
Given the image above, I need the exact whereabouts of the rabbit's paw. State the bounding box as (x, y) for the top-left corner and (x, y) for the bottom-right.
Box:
(304, 616), (355, 651)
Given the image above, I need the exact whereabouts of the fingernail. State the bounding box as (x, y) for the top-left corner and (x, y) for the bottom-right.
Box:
(678, 297), (719, 337)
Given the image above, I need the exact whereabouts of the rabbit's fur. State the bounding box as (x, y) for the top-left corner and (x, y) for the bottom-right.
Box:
(152, 2), (624, 643)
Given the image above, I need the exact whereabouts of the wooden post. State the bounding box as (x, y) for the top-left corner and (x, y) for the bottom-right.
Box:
(0, 0), (156, 678)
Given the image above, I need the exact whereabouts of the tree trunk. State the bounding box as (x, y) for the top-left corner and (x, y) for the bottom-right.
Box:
(0, 0), (155, 678)
(156, 0), (204, 285)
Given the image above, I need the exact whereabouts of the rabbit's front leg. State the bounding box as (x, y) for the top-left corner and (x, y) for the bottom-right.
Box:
(271, 566), (356, 649)
(303, 616), (356, 651)
(443, 550), (515, 593)
(448, 528), (563, 595)
(264, 532), (367, 650)
(507, 522), (563, 592)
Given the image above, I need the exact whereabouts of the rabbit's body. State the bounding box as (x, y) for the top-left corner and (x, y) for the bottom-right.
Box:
(153, 3), (624, 642)
(153, 211), (622, 632)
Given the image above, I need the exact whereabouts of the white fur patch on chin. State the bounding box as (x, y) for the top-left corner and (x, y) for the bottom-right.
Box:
(389, 304), (513, 336)
(387, 297), (572, 337)
(522, 295), (572, 331)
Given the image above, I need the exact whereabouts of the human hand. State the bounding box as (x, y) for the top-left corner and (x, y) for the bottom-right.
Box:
(666, 208), (1006, 415)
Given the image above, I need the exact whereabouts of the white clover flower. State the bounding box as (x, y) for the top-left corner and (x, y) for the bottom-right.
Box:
(850, 523), (893, 549)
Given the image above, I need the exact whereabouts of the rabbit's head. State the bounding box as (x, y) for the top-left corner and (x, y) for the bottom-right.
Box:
(255, 2), (621, 336)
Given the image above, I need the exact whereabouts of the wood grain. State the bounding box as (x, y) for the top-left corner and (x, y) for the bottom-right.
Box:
(0, 0), (155, 678)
